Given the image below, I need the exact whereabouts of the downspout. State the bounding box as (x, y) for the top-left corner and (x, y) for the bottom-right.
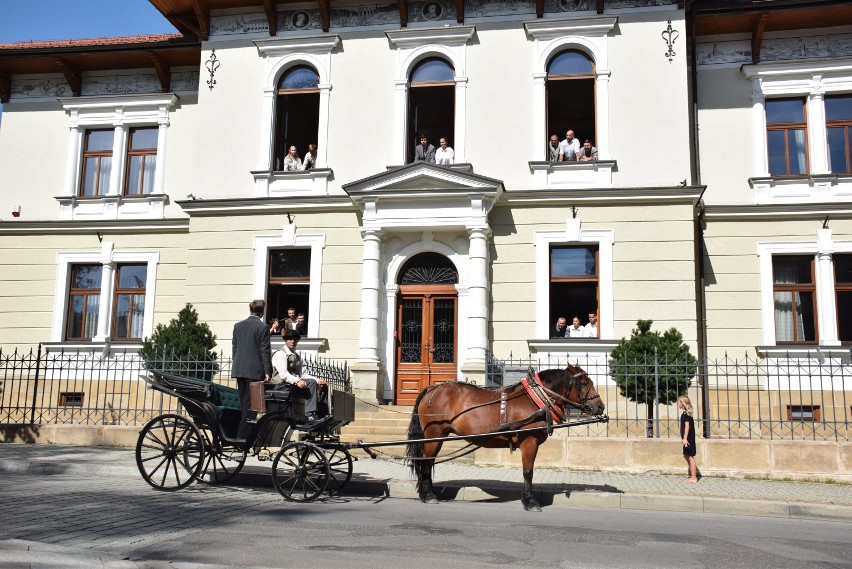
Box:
(688, 1), (711, 437)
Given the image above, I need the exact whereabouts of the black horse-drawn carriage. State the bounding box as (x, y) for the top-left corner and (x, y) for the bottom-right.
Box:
(135, 370), (355, 502)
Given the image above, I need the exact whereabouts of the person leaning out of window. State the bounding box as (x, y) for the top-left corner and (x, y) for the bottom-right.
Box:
(578, 139), (598, 161)
(282, 145), (302, 171)
(302, 144), (317, 170)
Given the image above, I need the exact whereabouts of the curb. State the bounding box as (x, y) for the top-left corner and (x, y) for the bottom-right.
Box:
(2, 457), (850, 522)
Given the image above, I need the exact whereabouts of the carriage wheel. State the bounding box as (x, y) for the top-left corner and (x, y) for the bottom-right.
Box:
(196, 430), (247, 485)
(136, 414), (204, 491)
(272, 442), (329, 502)
(319, 444), (353, 494)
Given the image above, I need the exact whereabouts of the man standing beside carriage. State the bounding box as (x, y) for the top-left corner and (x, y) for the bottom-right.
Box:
(231, 299), (273, 440)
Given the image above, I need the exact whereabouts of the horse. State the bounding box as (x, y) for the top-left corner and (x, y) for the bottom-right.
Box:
(405, 364), (605, 511)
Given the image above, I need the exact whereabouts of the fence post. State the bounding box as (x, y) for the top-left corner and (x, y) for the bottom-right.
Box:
(654, 346), (660, 438)
(28, 343), (43, 425)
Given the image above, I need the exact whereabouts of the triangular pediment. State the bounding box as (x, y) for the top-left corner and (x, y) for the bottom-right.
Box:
(343, 162), (504, 199)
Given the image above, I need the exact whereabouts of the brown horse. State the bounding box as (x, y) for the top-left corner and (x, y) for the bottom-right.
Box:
(405, 364), (605, 511)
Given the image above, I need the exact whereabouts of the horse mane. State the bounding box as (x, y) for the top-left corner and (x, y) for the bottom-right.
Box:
(536, 364), (583, 397)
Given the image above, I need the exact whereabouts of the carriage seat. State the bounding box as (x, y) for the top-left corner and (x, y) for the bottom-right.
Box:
(210, 383), (241, 413)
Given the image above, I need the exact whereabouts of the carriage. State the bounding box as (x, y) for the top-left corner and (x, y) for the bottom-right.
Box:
(136, 364), (608, 510)
(135, 370), (356, 502)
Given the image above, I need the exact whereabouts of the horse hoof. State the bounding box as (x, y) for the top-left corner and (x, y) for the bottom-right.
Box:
(423, 496), (439, 504)
(524, 502), (542, 512)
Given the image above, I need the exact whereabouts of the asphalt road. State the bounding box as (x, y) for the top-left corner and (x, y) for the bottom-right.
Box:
(1, 471), (850, 569)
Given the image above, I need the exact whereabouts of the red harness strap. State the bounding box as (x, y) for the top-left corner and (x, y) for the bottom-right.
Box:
(522, 374), (565, 423)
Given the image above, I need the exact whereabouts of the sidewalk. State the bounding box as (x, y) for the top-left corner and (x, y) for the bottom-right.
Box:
(1, 443), (850, 522)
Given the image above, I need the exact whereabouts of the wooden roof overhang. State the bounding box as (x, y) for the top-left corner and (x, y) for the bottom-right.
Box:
(0, 36), (201, 103)
(690, 0), (852, 63)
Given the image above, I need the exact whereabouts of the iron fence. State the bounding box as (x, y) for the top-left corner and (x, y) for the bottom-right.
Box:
(487, 351), (851, 442)
(0, 345), (350, 426)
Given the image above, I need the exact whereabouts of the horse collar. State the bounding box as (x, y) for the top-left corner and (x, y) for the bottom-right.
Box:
(522, 374), (565, 423)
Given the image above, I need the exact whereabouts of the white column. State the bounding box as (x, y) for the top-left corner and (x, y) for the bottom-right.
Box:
(816, 228), (839, 345)
(394, 80), (409, 165)
(64, 125), (82, 197)
(94, 242), (115, 342)
(357, 229), (383, 364)
(317, 83), (332, 167)
(808, 91), (829, 175)
(751, 82), (770, 177)
(595, 70), (611, 159)
(453, 76), (468, 162)
(258, 87), (276, 170)
(108, 124), (127, 196)
(466, 226), (490, 368)
(532, 72), (547, 160)
(153, 118), (169, 195)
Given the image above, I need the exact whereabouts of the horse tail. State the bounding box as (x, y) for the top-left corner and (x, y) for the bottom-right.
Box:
(405, 387), (430, 475)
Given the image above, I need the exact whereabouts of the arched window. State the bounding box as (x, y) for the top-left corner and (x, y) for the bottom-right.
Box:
(275, 65), (319, 171)
(398, 252), (458, 285)
(408, 58), (455, 163)
(546, 50), (595, 155)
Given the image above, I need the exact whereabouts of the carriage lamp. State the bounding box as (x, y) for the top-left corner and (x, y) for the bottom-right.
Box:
(11, 205), (21, 217)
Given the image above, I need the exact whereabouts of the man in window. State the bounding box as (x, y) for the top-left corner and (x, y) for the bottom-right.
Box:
(435, 137), (454, 165)
(548, 134), (561, 162)
(231, 299), (272, 440)
(567, 316), (586, 337)
(552, 316), (568, 338)
(272, 328), (327, 427)
(578, 139), (598, 161)
(584, 311), (598, 338)
(283, 306), (297, 330)
(559, 130), (580, 161)
(414, 134), (436, 163)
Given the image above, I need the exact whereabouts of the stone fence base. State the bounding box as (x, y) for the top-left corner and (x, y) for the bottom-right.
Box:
(2, 424), (850, 482)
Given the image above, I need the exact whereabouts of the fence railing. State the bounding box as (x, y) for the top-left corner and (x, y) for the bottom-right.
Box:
(0, 345), (350, 427)
(487, 351), (851, 442)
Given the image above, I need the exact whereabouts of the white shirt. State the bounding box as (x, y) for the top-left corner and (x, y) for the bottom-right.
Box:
(558, 138), (580, 160)
(435, 146), (454, 165)
(584, 323), (597, 338)
(567, 325), (586, 338)
(271, 345), (314, 385)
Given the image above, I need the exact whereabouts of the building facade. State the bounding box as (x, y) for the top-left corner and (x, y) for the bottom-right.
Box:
(0, 0), (849, 406)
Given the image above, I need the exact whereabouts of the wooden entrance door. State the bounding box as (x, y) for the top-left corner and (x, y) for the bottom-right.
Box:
(395, 285), (458, 405)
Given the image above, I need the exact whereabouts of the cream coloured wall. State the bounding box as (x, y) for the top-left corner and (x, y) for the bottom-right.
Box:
(695, 66), (754, 204)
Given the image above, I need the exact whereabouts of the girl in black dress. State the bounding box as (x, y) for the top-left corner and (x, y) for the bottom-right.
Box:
(678, 395), (698, 483)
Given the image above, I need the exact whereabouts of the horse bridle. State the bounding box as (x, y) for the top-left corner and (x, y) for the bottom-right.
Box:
(537, 370), (600, 417)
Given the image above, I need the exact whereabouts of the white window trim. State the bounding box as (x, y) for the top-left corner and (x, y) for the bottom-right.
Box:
(525, 17), (617, 163)
(59, 94), (176, 220)
(756, 229), (852, 347)
(743, 58), (852, 179)
(253, 230), (326, 338)
(254, 36), (340, 176)
(51, 243), (159, 343)
(534, 224), (613, 339)
(386, 26), (476, 165)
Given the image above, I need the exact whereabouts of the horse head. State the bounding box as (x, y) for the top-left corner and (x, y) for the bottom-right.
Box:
(538, 364), (605, 417)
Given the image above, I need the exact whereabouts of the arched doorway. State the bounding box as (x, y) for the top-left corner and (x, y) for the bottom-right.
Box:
(395, 252), (458, 405)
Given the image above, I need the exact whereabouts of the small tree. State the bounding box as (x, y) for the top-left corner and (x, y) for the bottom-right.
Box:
(609, 320), (697, 437)
(140, 303), (218, 380)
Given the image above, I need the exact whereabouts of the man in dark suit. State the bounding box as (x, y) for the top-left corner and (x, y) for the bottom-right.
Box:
(232, 299), (272, 440)
(413, 134), (436, 163)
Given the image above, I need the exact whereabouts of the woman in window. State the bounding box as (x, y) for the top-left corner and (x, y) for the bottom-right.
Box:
(302, 144), (317, 170)
(283, 145), (302, 171)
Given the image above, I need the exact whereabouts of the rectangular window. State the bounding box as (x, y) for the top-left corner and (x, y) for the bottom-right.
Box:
(826, 95), (852, 174)
(766, 98), (808, 176)
(836, 254), (852, 343)
(59, 392), (84, 407)
(66, 264), (102, 340)
(772, 256), (817, 343)
(124, 127), (158, 195)
(112, 264), (147, 340)
(266, 249), (311, 326)
(787, 405), (820, 422)
(80, 129), (114, 197)
(549, 245), (598, 328)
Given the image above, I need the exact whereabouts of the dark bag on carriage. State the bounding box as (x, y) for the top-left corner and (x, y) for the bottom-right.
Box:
(249, 381), (268, 413)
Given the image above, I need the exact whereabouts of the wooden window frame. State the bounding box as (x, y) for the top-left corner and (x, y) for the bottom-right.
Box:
(549, 245), (600, 329)
(65, 264), (101, 341)
(786, 404), (820, 422)
(274, 66), (320, 172)
(59, 392), (85, 407)
(407, 58), (456, 163)
(835, 253), (852, 344)
(546, 50), (597, 157)
(124, 127), (158, 196)
(826, 95), (852, 175)
(79, 129), (114, 197)
(772, 255), (818, 344)
(766, 97), (809, 177)
(111, 263), (147, 341)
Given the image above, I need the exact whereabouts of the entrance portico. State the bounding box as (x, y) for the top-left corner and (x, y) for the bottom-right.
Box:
(343, 163), (503, 403)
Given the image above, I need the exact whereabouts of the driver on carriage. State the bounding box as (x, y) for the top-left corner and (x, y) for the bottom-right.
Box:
(271, 328), (328, 427)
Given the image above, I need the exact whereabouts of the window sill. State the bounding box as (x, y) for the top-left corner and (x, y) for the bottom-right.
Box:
(271, 336), (328, 357)
(528, 338), (619, 355)
(251, 168), (333, 197)
(56, 194), (168, 221)
(756, 345), (851, 359)
(749, 174), (852, 204)
(41, 341), (143, 355)
(528, 160), (616, 189)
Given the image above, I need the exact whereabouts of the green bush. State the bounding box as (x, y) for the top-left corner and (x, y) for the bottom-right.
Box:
(140, 303), (218, 380)
(609, 320), (697, 437)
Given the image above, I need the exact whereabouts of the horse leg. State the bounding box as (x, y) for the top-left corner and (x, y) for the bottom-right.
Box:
(417, 440), (442, 504)
(519, 437), (542, 512)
